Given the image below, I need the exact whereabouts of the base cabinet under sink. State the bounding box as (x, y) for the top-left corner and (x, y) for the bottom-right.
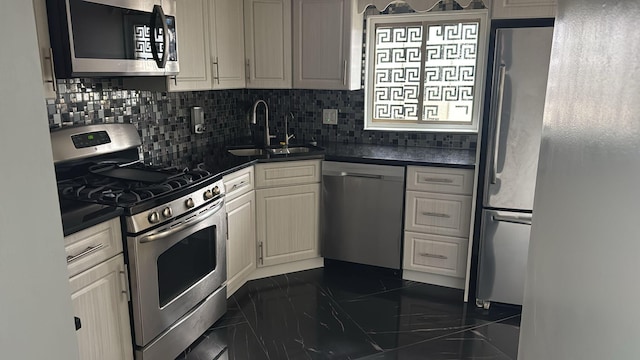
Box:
(255, 160), (321, 267)
(256, 183), (321, 266)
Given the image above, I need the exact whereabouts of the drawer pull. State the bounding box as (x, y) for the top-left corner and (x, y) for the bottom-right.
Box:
(423, 177), (454, 184)
(66, 243), (105, 263)
(421, 212), (451, 218)
(420, 253), (448, 260)
(231, 180), (247, 190)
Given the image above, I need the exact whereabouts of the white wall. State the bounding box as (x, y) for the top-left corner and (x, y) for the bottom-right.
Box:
(518, 0), (640, 359)
(0, 2), (79, 359)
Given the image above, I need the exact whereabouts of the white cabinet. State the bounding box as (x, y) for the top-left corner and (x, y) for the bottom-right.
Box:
(32, 0), (56, 98)
(491, 0), (557, 19)
(170, 0), (212, 91)
(244, 0), (292, 88)
(210, 0), (247, 89)
(223, 166), (256, 297)
(65, 219), (133, 360)
(255, 160), (321, 267)
(69, 254), (133, 360)
(125, 0), (245, 91)
(292, 0), (363, 90)
(403, 166), (474, 289)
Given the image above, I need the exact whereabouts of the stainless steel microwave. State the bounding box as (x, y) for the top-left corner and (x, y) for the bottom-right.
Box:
(46, 0), (179, 77)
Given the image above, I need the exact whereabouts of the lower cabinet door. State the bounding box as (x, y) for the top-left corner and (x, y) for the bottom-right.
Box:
(68, 254), (133, 360)
(256, 183), (320, 267)
(226, 190), (257, 296)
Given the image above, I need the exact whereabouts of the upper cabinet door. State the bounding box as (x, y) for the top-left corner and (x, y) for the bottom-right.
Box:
(32, 0), (57, 98)
(244, 0), (292, 89)
(210, 0), (246, 89)
(170, 0), (213, 92)
(491, 0), (557, 19)
(293, 0), (362, 90)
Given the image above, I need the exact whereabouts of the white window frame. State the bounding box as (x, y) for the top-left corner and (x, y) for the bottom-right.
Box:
(364, 10), (489, 133)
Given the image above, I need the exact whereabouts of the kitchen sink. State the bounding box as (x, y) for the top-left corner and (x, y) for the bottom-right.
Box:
(227, 148), (267, 156)
(267, 146), (311, 155)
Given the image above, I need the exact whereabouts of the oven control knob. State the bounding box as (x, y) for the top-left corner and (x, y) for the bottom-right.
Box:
(185, 198), (195, 209)
(148, 211), (160, 224)
(203, 190), (214, 200)
(212, 186), (221, 196)
(162, 207), (173, 219)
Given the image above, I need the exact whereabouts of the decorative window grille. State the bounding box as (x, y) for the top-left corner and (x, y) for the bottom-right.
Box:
(365, 11), (488, 132)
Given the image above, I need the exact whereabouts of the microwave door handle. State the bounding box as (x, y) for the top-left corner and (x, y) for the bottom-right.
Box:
(150, 5), (169, 69)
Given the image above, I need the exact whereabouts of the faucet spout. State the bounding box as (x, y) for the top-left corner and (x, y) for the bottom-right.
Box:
(284, 112), (295, 147)
(251, 100), (274, 146)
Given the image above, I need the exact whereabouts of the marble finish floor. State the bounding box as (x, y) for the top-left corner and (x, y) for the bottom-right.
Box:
(177, 261), (521, 360)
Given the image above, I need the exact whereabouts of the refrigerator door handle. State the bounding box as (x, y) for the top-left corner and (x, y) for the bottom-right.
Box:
(491, 64), (507, 185)
(492, 214), (532, 226)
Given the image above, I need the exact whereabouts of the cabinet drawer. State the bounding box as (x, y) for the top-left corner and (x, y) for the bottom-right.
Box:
(223, 165), (254, 201)
(65, 218), (123, 278)
(406, 166), (474, 195)
(403, 232), (468, 278)
(255, 159), (321, 188)
(405, 191), (471, 238)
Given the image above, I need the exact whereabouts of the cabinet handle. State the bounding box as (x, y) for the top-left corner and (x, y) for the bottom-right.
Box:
(246, 59), (250, 81)
(258, 241), (263, 265)
(213, 57), (220, 84)
(66, 243), (105, 263)
(225, 213), (229, 241)
(423, 177), (454, 184)
(343, 60), (347, 86)
(45, 48), (57, 92)
(419, 253), (448, 260)
(231, 180), (247, 191)
(74, 317), (82, 331)
(421, 212), (451, 218)
(119, 269), (131, 302)
(170, 75), (177, 86)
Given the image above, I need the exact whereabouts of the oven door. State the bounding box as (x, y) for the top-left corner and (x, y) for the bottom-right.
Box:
(127, 198), (226, 346)
(47, 0), (179, 77)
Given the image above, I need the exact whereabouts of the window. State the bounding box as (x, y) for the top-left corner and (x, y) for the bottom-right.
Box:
(364, 10), (488, 133)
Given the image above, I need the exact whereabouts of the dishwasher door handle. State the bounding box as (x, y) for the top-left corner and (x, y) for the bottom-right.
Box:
(340, 172), (384, 179)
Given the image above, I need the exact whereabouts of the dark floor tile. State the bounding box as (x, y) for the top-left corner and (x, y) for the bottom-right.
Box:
(469, 316), (521, 359)
(176, 323), (269, 360)
(211, 297), (247, 329)
(288, 260), (418, 302)
(337, 284), (520, 350)
(359, 331), (513, 360)
(235, 275), (384, 359)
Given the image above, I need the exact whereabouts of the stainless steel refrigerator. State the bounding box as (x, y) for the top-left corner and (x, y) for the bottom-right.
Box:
(476, 24), (554, 308)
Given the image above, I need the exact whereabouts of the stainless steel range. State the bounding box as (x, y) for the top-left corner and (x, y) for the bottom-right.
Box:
(51, 124), (227, 360)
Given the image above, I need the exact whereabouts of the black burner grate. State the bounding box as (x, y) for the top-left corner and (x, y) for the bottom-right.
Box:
(57, 163), (213, 207)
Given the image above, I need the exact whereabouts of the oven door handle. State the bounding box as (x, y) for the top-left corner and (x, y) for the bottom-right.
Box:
(140, 200), (224, 243)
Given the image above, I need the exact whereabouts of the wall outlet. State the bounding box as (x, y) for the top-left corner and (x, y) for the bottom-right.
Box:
(323, 109), (338, 125)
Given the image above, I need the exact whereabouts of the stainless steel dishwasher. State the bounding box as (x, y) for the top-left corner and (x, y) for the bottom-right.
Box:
(322, 161), (405, 269)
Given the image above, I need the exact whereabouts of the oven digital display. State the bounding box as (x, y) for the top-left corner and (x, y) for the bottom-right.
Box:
(71, 131), (111, 148)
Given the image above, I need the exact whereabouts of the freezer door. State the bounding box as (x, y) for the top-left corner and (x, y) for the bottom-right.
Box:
(484, 27), (554, 210)
(477, 210), (532, 306)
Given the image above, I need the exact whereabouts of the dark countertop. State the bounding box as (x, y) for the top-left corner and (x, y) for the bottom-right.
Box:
(202, 143), (475, 174)
(322, 143), (476, 169)
(60, 142), (474, 235)
(59, 199), (123, 237)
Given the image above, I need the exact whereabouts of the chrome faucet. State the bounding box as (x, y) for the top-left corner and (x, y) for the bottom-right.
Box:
(284, 112), (295, 147)
(251, 100), (275, 147)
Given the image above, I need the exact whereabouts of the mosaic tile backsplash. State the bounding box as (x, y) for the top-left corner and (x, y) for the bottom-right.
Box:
(46, 79), (477, 168)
